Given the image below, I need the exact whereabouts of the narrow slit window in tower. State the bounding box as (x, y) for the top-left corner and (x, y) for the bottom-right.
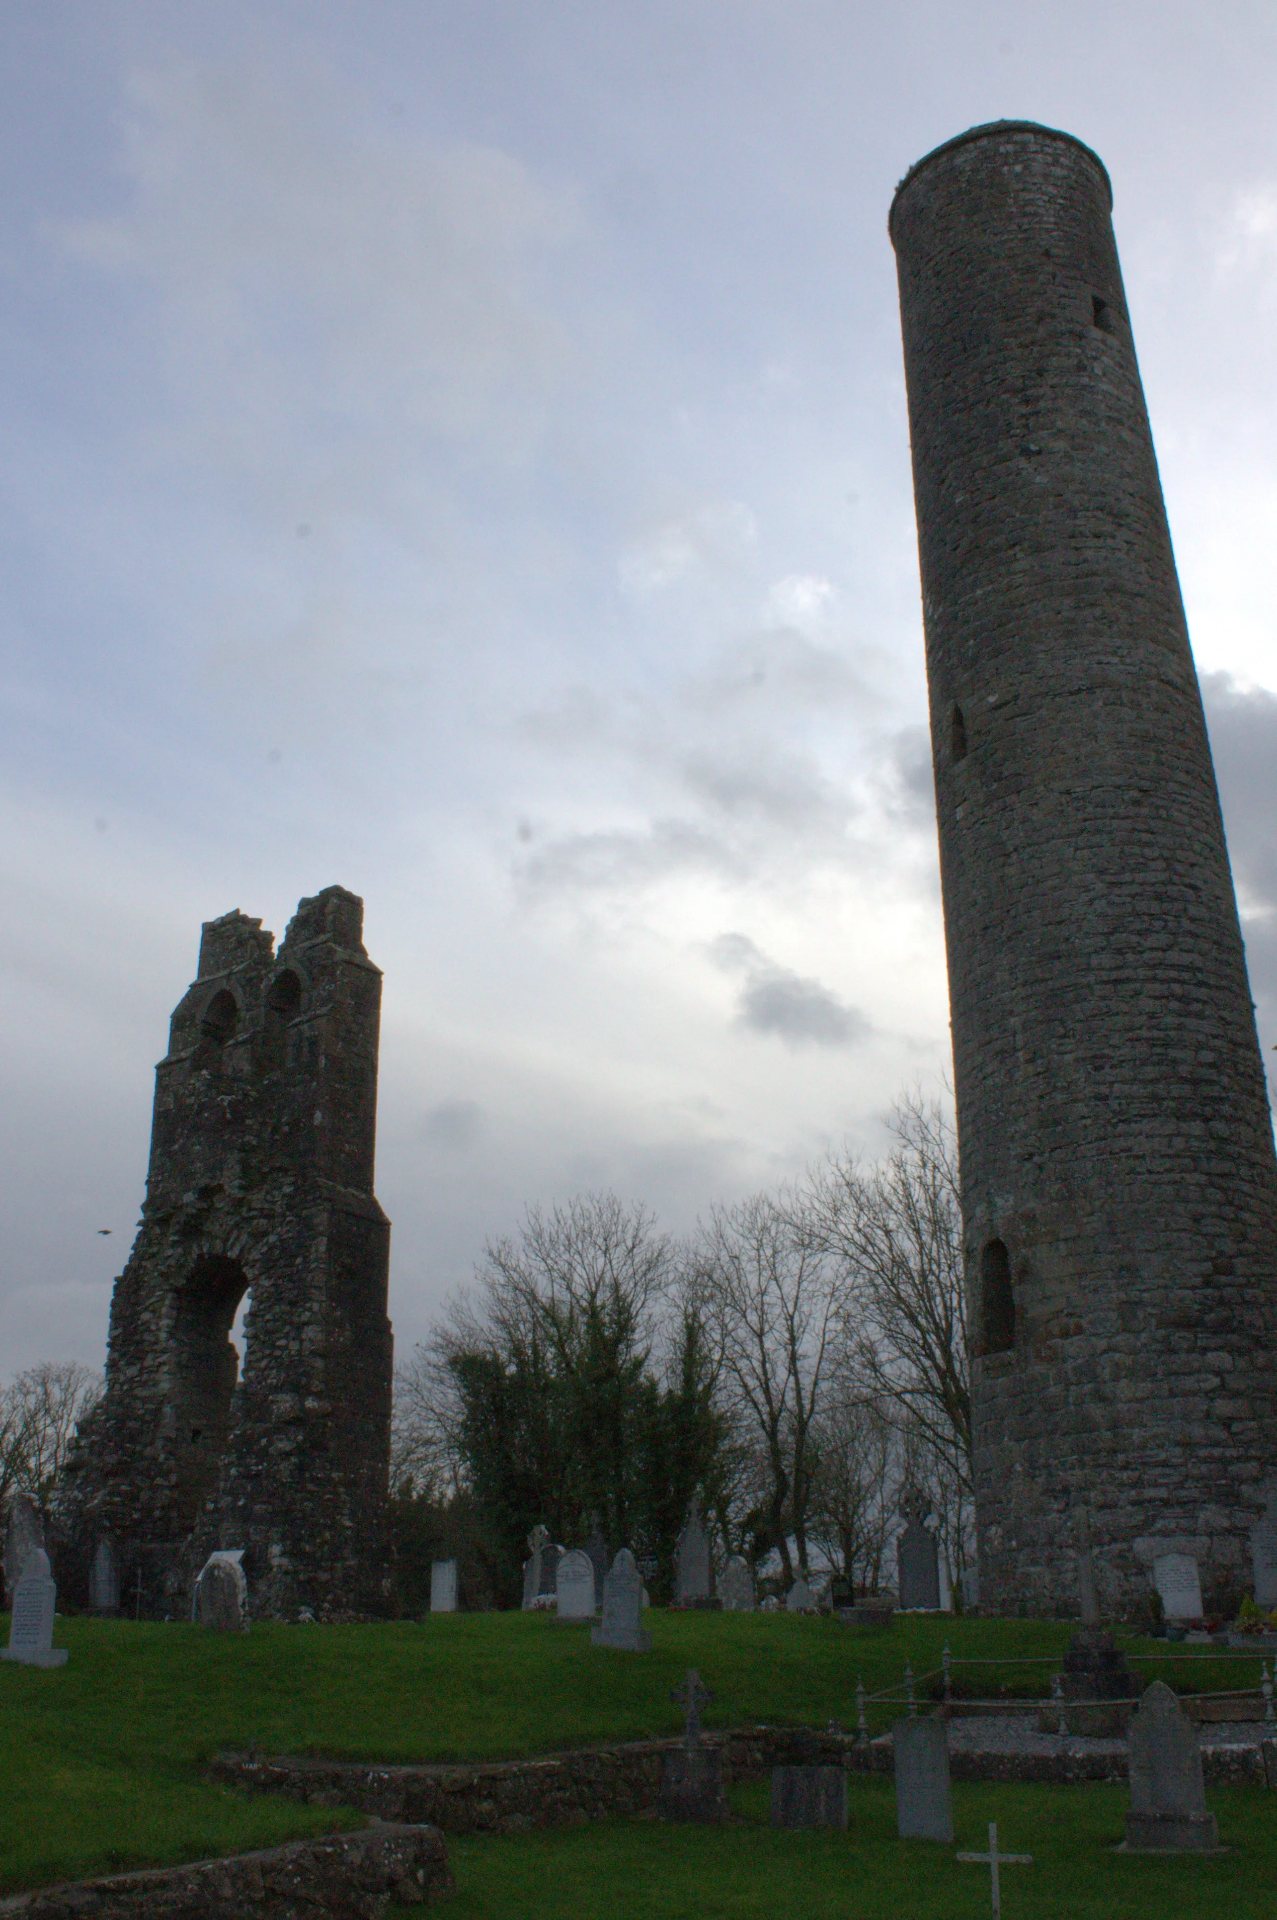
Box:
(981, 1238), (1015, 1353)
(950, 703), (968, 762)
(1091, 294), (1114, 333)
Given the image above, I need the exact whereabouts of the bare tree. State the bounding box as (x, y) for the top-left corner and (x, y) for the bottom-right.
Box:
(695, 1190), (840, 1583)
(4, 1362), (102, 1507)
(806, 1091), (972, 1571)
(807, 1384), (900, 1593)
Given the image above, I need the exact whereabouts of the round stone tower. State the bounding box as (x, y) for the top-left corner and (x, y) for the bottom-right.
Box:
(889, 122), (1277, 1616)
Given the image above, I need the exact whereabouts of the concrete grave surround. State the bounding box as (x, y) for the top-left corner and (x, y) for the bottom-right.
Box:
(890, 122), (1277, 1617)
(59, 889), (393, 1622)
(556, 1549), (596, 1620)
(720, 1557), (755, 1611)
(88, 1539), (120, 1614)
(1125, 1681), (1219, 1851)
(194, 1550), (248, 1631)
(897, 1520), (941, 1611)
(893, 1717), (954, 1843)
(674, 1496), (711, 1604)
(429, 1560), (458, 1614)
(770, 1732), (848, 1829)
(3, 1496), (44, 1606)
(3, 1549), (67, 1668)
(591, 1550), (651, 1652)
(1250, 1485), (1277, 1609)
(1153, 1553), (1204, 1622)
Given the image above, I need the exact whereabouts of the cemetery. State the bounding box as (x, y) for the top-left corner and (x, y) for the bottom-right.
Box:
(4, 113), (1277, 1920)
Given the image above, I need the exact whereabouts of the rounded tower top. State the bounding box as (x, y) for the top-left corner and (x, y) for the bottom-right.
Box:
(888, 119), (1112, 246)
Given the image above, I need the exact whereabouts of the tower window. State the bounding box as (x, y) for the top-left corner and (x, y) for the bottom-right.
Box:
(981, 1238), (1015, 1353)
(1091, 295), (1114, 333)
(950, 703), (968, 763)
(199, 989), (237, 1045)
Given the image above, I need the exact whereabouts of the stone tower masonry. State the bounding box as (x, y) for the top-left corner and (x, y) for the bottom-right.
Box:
(66, 886), (393, 1620)
(889, 122), (1277, 1615)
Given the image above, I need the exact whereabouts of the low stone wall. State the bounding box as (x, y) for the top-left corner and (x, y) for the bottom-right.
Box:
(207, 1725), (1275, 1828)
(0, 1822), (452, 1918)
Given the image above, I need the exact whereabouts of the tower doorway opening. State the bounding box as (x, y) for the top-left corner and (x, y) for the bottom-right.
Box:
(981, 1238), (1015, 1354)
(170, 1255), (248, 1530)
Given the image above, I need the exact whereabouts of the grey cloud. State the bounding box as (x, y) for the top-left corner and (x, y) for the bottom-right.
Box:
(420, 1099), (486, 1151)
(1202, 673), (1277, 1084)
(518, 818), (745, 894)
(709, 931), (870, 1050)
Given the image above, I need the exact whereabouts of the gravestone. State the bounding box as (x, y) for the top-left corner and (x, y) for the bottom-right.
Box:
(556, 1549), (596, 1620)
(674, 1495), (711, 1604)
(959, 1565), (980, 1611)
(429, 1559), (458, 1613)
(786, 1576), (815, 1613)
(1251, 1483), (1277, 1610)
(771, 1730), (847, 1829)
(2, 1549), (67, 1668)
(1153, 1552), (1203, 1623)
(591, 1549), (652, 1651)
(720, 1556), (755, 1612)
(1125, 1681), (1218, 1850)
(662, 1668), (729, 1823)
(893, 1716), (953, 1842)
(194, 1550), (248, 1631)
(585, 1520), (610, 1603)
(522, 1524), (562, 1608)
(897, 1521), (941, 1611)
(3, 1494), (44, 1605)
(88, 1539), (120, 1614)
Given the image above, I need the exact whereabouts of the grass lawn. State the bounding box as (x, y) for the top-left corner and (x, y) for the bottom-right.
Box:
(431, 1776), (1275, 1920)
(1, 1608), (1270, 1895)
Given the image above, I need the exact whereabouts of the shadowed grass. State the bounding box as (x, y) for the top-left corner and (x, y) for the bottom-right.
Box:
(1, 1608), (1267, 1893)
(427, 1775), (1276, 1919)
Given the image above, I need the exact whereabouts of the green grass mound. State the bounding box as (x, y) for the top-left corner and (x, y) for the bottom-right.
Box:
(1, 1609), (1267, 1896)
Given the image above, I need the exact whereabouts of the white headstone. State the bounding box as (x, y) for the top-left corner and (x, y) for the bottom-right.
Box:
(1153, 1553), (1203, 1623)
(959, 1565), (980, 1611)
(2, 1549), (67, 1668)
(786, 1576), (815, 1613)
(429, 1559), (458, 1613)
(1251, 1485), (1277, 1610)
(194, 1550), (249, 1631)
(89, 1539), (120, 1613)
(556, 1549), (596, 1620)
(720, 1556), (755, 1611)
(591, 1549), (652, 1651)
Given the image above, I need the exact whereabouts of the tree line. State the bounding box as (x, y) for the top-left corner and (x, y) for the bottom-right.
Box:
(392, 1090), (971, 1611)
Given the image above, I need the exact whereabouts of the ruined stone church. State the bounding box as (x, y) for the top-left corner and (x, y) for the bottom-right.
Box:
(64, 886), (393, 1620)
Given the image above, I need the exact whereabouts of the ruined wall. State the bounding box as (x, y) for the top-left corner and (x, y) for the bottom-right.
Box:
(65, 886), (393, 1619)
(889, 122), (1277, 1614)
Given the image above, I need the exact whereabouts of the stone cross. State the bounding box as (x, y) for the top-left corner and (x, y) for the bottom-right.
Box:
(1072, 1505), (1099, 1625)
(672, 1668), (713, 1750)
(957, 1821), (1033, 1918)
(2, 1549), (67, 1668)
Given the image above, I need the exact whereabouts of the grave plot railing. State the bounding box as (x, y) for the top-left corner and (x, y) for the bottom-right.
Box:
(848, 1648), (1277, 1743)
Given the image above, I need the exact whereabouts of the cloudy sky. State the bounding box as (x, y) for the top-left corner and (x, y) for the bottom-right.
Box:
(3, 0), (1276, 1375)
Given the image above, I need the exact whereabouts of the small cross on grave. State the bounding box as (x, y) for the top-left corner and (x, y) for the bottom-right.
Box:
(957, 1822), (1032, 1919)
(672, 1668), (713, 1749)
